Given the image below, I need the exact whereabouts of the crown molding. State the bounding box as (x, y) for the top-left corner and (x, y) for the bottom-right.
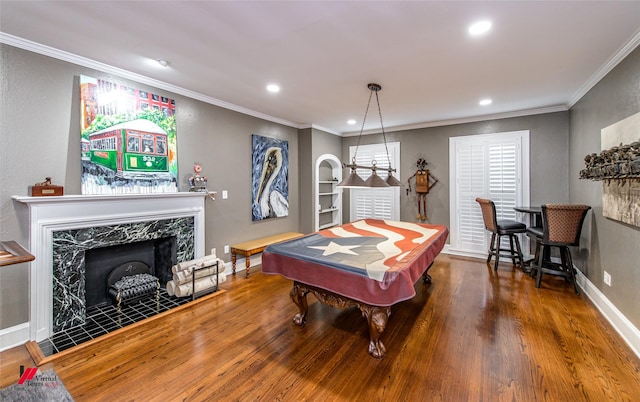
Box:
(568, 28), (640, 108)
(300, 124), (341, 136)
(0, 33), (300, 130)
(341, 105), (568, 137)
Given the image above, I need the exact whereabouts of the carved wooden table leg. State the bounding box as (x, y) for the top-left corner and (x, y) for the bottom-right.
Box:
(231, 251), (237, 274)
(361, 305), (391, 359)
(290, 282), (309, 326)
(245, 253), (251, 278)
(289, 281), (393, 358)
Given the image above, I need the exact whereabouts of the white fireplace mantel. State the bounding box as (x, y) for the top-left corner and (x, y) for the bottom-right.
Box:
(13, 192), (207, 341)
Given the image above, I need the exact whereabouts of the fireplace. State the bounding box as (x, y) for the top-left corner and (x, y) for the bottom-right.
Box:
(85, 238), (175, 310)
(51, 217), (193, 332)
(13, 193), (207, 342)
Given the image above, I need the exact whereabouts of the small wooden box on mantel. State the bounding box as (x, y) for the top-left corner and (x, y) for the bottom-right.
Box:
(30, 177), (64, 197)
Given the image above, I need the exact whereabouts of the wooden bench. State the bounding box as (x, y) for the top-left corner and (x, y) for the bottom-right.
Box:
(231, 232), (304, 277)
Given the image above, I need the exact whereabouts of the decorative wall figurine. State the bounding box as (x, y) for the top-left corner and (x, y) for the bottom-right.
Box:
(579, 140), (640, 182)
(583, 111), (640, 227)
(188, 163), (208, 191)
(407, 158), (439, 221)
(188, 163), (215, 201)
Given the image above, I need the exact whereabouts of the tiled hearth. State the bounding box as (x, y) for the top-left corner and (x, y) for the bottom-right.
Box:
(38, 288), (192, 357)
(13, 193), (207, 343)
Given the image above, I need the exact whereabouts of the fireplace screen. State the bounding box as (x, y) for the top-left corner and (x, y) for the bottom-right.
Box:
(85, 238), (176, 310)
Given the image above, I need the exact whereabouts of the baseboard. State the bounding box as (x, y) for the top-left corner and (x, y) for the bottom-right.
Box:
(442, 245), (534, 261)
(231, 255), (263, 272)
(576, 270), (640, 359)
(0, 322), (30, 352)
(441, 245), (485, 260)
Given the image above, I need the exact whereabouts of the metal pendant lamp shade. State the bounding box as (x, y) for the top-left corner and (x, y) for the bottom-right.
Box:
(385, 171), (403, 186)
(337, 166), (368, 188)
(337, 83), (401, 189)
(365, 170), (390, 187)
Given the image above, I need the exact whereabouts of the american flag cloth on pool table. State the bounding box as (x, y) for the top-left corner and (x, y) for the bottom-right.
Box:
(265, 219), (444, 281)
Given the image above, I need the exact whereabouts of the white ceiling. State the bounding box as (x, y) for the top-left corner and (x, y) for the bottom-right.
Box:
(1, 1), (640, 135)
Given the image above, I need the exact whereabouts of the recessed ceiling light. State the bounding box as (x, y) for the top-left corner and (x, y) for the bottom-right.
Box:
(156, 59), (170, 68)
(347, 119), (356, 125)
(479, 98), (492, 106)
(266, 84), (280, 93)
(469, 20), (492, 36)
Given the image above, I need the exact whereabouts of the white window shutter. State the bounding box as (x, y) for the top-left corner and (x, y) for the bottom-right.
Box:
(455, 142), (487, 252)
(349, 142), (400, 221)
(488, 141), (520, 249)
(449, 131), (529, 256)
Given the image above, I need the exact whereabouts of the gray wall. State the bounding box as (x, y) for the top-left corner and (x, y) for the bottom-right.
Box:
(569, 46), (640, 328)
(298, 127), (343, 234)
(311, 128), (343, 230)
(0, 45), (300, 329)
(2, 41), (638, 337)
(298, 128), (313, 234)
(341, 111), (570, 227)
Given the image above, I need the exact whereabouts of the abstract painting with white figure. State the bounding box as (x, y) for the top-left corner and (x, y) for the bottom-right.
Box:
(251, 135), (289, 221)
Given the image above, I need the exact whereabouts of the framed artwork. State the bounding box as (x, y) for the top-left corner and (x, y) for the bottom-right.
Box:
(79, 75), (178, 194)
(601, 111), (640, 227)
(252, 135), (289, 221)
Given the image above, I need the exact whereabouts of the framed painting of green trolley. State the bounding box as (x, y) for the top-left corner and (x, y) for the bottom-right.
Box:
(79, 75), (178, 194)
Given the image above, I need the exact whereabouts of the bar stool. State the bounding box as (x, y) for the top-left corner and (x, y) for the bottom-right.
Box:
(475, 198), (527, 271)
(525, 224), (544, 277)
(530, 204), (591, 294)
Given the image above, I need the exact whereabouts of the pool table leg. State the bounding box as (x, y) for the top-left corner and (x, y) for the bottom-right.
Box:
(290, 282), (309, 326)
(422, 261), (435, 284)
(361, 305), (391, 359)
(289, 281), (391, 359)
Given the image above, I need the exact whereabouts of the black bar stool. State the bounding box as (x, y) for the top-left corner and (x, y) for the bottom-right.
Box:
(530, 204), (591, 294)
(476, 198), (527, 272)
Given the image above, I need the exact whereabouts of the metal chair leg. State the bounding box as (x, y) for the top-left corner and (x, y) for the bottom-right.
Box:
(534, 243), (544, 288)
(508, 235), (517, 265)
(513, 235), (525, 272)
(487, 233), (496, 264)
(493, 234), (501, 271)
(564, 247), (580, 295)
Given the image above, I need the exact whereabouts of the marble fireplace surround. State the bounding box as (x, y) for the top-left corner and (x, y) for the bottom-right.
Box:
(13, 193), (206, 342)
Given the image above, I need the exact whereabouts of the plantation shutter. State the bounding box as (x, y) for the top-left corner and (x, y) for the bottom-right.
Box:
(488, 142), (518, 221)
(455, 143), (487, 252)
(449, 131), (529, 255)
(349, 142), (400, 221)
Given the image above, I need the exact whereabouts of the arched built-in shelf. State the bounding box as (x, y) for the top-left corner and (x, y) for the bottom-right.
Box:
(315, 154), (342, 231)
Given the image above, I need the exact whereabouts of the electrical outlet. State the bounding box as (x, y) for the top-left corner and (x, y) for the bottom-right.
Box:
(604, 271), (612, 286)
(222, 190), (228, 199)
(224, 245), (229, 254)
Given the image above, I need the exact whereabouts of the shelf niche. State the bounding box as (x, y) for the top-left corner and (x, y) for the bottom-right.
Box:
(315, 154), (343, 231)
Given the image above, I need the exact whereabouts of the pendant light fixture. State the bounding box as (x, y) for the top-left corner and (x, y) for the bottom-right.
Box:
(337, 83), (401, 188)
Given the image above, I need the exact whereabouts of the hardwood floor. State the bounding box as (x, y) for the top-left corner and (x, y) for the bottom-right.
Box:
(2, 254), (639, 401)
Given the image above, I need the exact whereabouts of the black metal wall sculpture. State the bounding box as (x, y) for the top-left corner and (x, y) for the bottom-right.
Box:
(579, 140), (640, 182)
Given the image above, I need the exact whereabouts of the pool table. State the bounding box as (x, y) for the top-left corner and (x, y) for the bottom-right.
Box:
(262, 219), (449, 358)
